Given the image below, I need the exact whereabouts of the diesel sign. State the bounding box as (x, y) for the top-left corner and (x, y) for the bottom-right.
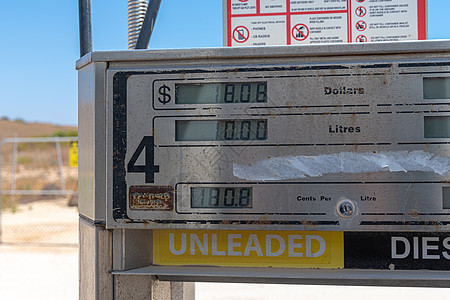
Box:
(344, 232), (450, 270)
(391, 236), (450, 260)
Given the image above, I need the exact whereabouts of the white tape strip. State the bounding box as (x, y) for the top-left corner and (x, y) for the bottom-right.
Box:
(233, 151), (450, 180)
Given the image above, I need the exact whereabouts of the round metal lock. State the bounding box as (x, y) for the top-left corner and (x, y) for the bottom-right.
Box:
(337, 199), (355, 218)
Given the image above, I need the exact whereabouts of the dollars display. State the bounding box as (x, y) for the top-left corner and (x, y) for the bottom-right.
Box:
(175, 82), (267, 104)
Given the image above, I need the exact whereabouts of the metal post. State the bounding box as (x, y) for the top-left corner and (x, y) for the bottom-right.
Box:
(128, 0), (148, 49)
(135, 0), (162, 49)
(55, 138), (66, 191)
(78, 0), (93, 57)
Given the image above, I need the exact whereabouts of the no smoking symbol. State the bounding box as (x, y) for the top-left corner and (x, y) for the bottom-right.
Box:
(356, 35), (367, 42)
(292, 24), (309, 41)
(233, 26), (249, 43)
(355, 6), (366, 17)
(356, 20), (367, 31)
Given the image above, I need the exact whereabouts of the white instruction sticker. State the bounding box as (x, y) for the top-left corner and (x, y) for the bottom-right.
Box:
(225, 0), (427, 46)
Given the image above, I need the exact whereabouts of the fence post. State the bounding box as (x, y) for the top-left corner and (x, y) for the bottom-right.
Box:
(55, 137), (66, 191)
(11, 136), (18, 194)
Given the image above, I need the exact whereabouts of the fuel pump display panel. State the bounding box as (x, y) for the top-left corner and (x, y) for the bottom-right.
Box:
(107, 53), (450, 232)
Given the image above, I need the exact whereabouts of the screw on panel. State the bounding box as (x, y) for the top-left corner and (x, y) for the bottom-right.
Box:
(337, 199), (355, 217)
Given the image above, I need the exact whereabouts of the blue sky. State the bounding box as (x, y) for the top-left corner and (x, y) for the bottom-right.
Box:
(0, 0), (448, 126)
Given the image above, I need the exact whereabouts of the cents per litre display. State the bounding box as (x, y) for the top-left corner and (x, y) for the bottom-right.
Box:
(191, 187), (253, 208)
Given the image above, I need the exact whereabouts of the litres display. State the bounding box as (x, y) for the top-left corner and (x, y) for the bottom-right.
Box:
(175, 119), (268, 141)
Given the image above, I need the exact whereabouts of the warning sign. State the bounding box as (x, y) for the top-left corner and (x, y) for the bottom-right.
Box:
(69, 141), (78, 168)
(356, 34), (367, 42)
(355, 6), (366, 17)
(292, 23), (309, 41)
(224, 0), (427, 46)
(355, 20), (367, 31)
(230, 15), (287, 46)
(233, 26), (250, 43)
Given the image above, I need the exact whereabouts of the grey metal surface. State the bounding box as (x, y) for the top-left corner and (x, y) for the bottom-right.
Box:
(112, 265), (450, 288)
(112, 229), (152, 271)
(79, 217), (113, 300)
(78, 62), (107, 221)
(76, 40), (450, 69)
(100, 41), (450, 231)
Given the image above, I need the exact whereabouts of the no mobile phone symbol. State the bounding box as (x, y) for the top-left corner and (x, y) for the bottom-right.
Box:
(233, 26), (250, 43)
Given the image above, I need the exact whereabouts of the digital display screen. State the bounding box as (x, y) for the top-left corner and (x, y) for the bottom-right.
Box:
(424, 116), (450, 138)
(175, 82), (267, 104)
(443, 187), (450, 209)
(176, 119), (268, 141)
(191, 187), (252, 208)
(423, 78), (450, 99)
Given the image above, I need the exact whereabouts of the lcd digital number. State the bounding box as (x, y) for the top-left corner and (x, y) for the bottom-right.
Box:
(191, 187), (252, 208)
(176, 119), (268, 141)
(175, 82), (267, 104)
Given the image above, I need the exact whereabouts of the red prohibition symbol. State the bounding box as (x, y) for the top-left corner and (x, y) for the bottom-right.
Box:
(355, 6), (366, 17)
(356, 35), (367, 42)
(292, 23), (309, 41)
(356, 20), (367, 31)
(356, 0), (365, 2)
(233, 26), (250, 43)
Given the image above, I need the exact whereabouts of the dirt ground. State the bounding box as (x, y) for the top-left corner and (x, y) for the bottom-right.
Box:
(1, 198), (78, 245)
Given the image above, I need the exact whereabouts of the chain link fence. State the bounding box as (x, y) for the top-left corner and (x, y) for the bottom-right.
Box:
(0, 137), (78, 246)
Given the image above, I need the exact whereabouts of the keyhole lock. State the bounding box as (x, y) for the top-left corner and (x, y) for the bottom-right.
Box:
(337, 199), (356, 218)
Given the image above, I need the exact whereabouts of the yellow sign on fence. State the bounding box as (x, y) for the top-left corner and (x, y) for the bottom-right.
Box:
(153, 230), (343, 269)
(69, 141), (78, 167)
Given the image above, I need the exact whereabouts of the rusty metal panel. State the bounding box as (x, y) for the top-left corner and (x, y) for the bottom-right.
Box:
(129, 186), (173, 210)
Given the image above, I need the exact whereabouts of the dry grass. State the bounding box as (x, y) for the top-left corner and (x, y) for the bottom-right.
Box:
(0, 119), (76, 140)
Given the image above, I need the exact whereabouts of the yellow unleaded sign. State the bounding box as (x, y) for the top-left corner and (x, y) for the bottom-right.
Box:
(153, 230), (343, 269)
